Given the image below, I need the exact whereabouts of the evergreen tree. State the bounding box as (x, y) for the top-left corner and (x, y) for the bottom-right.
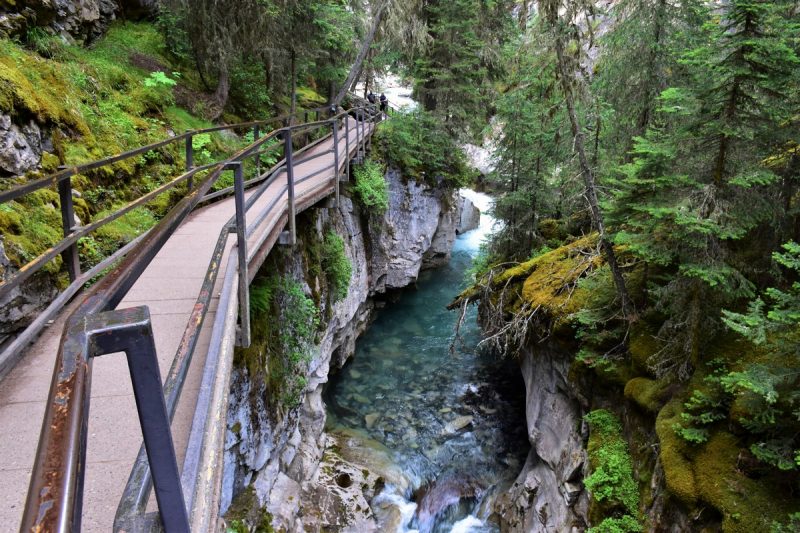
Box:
(607, 0), (800, 376)
(412, 0), (513, 138)
(489, 35), (571, 260)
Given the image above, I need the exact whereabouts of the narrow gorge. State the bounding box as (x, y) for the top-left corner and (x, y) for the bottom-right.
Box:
(221, 169), (501, 531)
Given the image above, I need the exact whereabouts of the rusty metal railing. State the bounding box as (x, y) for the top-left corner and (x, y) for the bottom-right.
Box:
(16, 100), (385, 532)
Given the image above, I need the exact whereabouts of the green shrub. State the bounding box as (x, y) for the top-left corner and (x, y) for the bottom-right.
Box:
(275, 279), (319, 407)
(589, 515), (642, 533)
(771, 513), (800, 533)
(143, 71), (178, 88)
(584, 410), (641, 528)
(353, 159), (389, 214)
(321, 231), (351, 301)
(241, 276), (319, 410)
(229, 59), (272, 119)
(375, 110), (470, 187)
(250, 276), (275, 315)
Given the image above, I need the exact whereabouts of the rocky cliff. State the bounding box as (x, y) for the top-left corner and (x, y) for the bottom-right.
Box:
(221, 170), (462, 531)
(0, 0), (156, 42)
(456, 194), (480, 235)
(495, 345), (590, 532)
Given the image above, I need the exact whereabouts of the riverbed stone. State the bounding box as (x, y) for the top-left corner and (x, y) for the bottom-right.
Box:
(443, 415), (473, 434)
(364, 413), (380, 429)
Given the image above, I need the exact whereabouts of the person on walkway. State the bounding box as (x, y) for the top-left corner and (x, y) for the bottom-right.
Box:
(367, 91), (376, 104)
(379, 93), (388, 113)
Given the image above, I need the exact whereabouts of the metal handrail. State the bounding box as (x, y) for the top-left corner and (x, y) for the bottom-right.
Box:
(0, 108), (334, 378)
(0, 103), (332, 295)
(0, 105), (332, 204)
(19, 103), (382, 532)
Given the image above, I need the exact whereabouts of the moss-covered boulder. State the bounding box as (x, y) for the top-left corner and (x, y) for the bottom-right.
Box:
(655, 399), (698, 506)
(451, 233), (603, 323)
(624, 377), (670, 414)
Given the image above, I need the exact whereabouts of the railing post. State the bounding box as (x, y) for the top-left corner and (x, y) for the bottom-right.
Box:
(284, 129), (297, 246)
(357, 109), (363, 161)
(345, 113), (350, 180)
(21, 307), (190, 533)
(253, 125), (261, 178)
(57, 170), (81, 283)
(304, 111), (309, 124)
(185, 135), (194, 191)
(231, 162), (251, 348)
(332, 117), (340, 207)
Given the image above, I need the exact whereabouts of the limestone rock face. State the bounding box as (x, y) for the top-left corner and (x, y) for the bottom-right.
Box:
(495, 345), (590, 532)
(0, 239), (58, 345)
(369, 169), (458, 290)
(222, 176), (458, 531)
(456, 194), (480, 234)
(0, 0), (121, 42)
(0, 114), (43, 176)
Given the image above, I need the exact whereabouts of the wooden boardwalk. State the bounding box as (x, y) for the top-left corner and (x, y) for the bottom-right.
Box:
(0, 116), (373, 531)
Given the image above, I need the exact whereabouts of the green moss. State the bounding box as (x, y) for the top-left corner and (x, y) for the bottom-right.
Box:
(624, 377), (670, 413)
(94, 206), (156, 246)
(694, 432), (796, 533)
(0, 199), (63, 273)
(163, 106), (214, 132)
(0, 40), (84, 129)
(0, 22), (227, 277)
(538, 218), (565, 241)
(628, 324), (662, 377)
(655, 399), (698, 506)
(224, 485), (275, 533)
(321, 230), (351, 302)
(295, 86), (326, 107)
(516, 234), (602, 325)
(585, 410), (641, 525)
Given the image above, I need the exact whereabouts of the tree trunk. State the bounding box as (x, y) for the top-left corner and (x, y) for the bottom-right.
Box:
(333, 0), (389, 105)
(263, 51), (273, 95)
(290, 49), (298, 120)
(212, 67), (230, 120)
(635, 0), (666, 136)
(551, 24), (634, 319)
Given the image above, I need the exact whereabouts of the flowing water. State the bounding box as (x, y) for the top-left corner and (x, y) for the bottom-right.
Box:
(324, 191), (529, 532)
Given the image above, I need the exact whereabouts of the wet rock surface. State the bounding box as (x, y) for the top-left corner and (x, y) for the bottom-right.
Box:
(0, 0), (132, 42)
(0, 239), (58, 346)
(369, 169), (458, 290)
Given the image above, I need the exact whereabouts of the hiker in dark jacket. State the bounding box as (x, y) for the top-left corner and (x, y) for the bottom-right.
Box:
(367, 91), (376, 104)
(379, 93), (388, 113)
